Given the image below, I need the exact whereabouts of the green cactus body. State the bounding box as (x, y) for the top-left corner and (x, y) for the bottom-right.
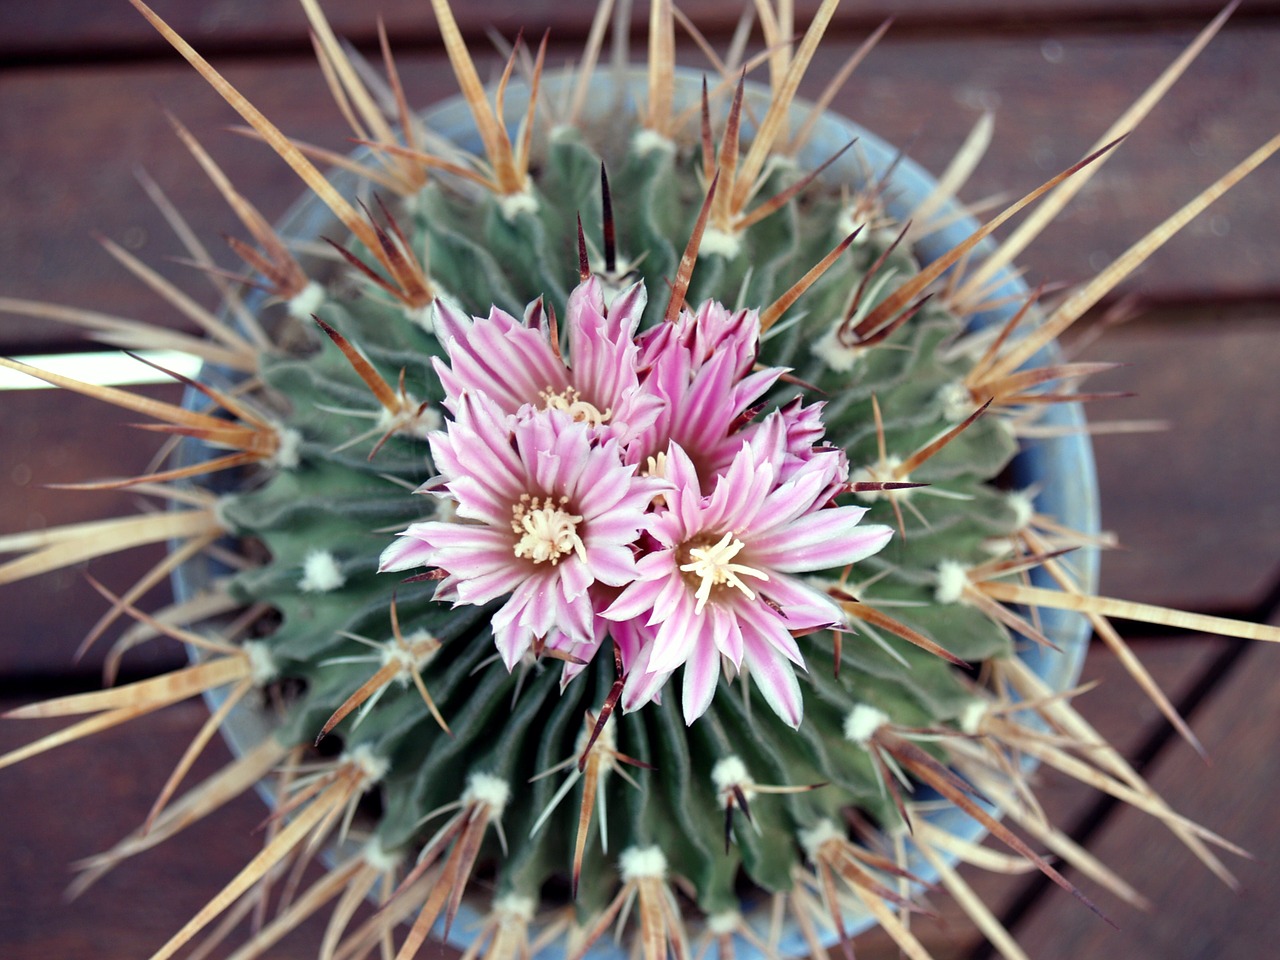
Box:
(182, 67), (1084, 950)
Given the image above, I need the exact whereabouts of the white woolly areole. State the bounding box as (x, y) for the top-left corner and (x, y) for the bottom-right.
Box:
(362, 836), (401, 873)
(959, 699), (989, 736)
(936, 381), (975, 423)
(1006, 489), (1036, 531)
(762, 153), (798, 180)
(710, 756), (754, 800)
(982, 536), (1016, 559)
(798, 819), (844, 860)
(286, 280), (326, 320)
(270, 426), (302, 471)
(619, 845), (667, 881)
(632, 128), (675, 156)
(848, 455), (907, 503)
(707, 911), (744, 936)
(414, 403), (443, 436)
(383, 629), (441, 683)
(298, 550), (346, 593)
(408, 303), (436, 333)
(211, 495), (233, 534)
(464, 771), (511, 815)
(493, 893), (536, 921)
(376, 397), (440, 440)
(811, 323), (862, 373)
(345, 743), (391, 784)
(550, 123), (580, 144)
(396, 189), (425, 217)
(499, 190), (540, 221)
(242, 640), (278, 685)
(836, 205), (868, 241)
(934, 560), (970, 605)
(574, 712), (617, 760)
(599, 277), (627, 310)
(699, 226), (743, 260)
(843, 704), (890, 745)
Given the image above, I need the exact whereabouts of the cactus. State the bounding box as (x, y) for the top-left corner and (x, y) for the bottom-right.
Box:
(2, 2), (1279, 959)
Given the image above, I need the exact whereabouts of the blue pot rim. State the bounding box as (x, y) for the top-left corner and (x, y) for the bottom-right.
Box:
(173, 66), (1099, 959)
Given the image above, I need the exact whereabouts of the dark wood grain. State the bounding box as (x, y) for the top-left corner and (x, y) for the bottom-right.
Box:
(0, 699), (352, 959)
(799, 26), (1280, 307)
(0, 56), (456, 353)
(1076, 310), (1280, 612)
(1011, 629), (1280, 959)
(0, 383), (189, 678)
(8, 0), (1280, 62)
(3, 25), (1279, 351)
(852, 637), (1228, 959)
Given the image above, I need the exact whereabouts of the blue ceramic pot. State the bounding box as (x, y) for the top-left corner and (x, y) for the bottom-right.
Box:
(174, 67), (1098, 959)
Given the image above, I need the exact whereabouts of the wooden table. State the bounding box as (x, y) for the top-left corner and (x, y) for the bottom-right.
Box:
(1, 2), (1278, 957)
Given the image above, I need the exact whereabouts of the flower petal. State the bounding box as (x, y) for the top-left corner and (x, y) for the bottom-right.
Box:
(751, 511), (894, 572)
(681, 636), (720, 725)
(741, 629), (804, 729)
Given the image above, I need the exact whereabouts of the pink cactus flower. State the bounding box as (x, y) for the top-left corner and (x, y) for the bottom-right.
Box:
(630, 300), (784, 480)
(385, 280), (891, 719)
(431, 278), (661, 447)
(380, 392), (660, 669)
(604, 414), (893, 726)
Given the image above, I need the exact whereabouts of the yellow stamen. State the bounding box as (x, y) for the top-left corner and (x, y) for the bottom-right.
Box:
(512, 496), (586, 565)
(540, 386), (611, 427)
(679, 531), (769, 612)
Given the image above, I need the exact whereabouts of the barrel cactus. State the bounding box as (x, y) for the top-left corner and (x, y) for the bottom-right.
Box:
(3, 1), (1278, 959)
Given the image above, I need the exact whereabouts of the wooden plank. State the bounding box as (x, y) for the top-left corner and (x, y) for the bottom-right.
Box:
(853, 637), (1226, 959)
(1011, 629), (1280, 959)
(8, 1), (1279, 63)
(0, 56), (456, 353)
(1077, 312), (1280, 612)
(0, 383), (193, 677)
(0, 699), (372, 959)
(0, 639), (1226, 959)
(803, 27), (1280, 308)
(2, 26), (1279, 351)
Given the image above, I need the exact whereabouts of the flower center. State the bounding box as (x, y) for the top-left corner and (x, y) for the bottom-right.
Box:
(511, 495), (586, 565)
(642, 452), (668, 479)
(679, 531), (769, 613)
(540, 385), (611, 427)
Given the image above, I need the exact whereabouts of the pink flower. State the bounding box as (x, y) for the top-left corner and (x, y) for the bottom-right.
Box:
(745, 396), (848, 500)
(630, 300), (784, 480)
(637, 298), (759, 381)
(543, 590), (649, 690)
(380, 392), (660, 669)
(384, 282), (890, 718)
(603, 414), (894, 727)
(431, 279), (661, 446)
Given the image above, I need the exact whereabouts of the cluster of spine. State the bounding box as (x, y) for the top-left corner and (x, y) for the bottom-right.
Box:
(213, 70), (1026, 935)
(2, 2), (1278, 960)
